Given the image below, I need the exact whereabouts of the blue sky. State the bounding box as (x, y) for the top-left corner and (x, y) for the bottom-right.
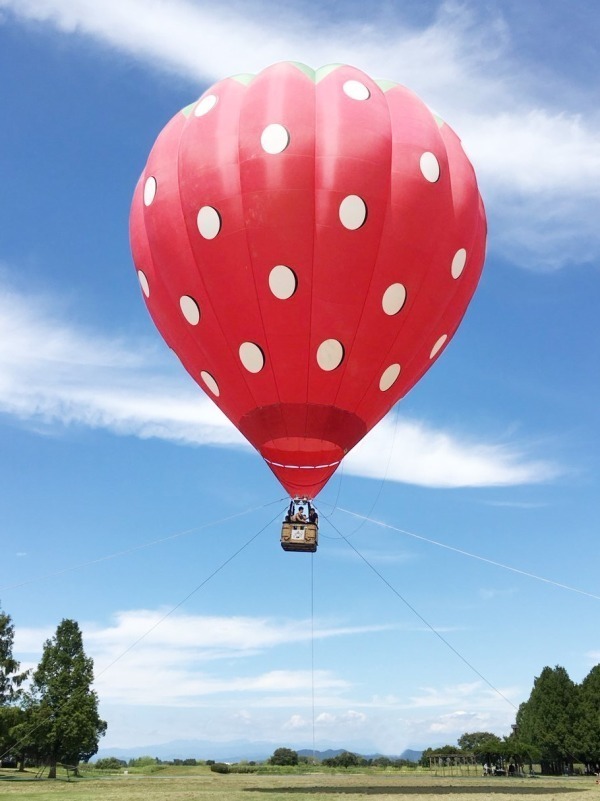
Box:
(1, 0), (599, 756)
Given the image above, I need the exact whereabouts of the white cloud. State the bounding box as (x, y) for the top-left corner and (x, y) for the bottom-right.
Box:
(2, 0), (598, 268)
(15, 609), (524, 750)
(0, 280), (243, 448)
(586, 650), (600, 662)
(345, 415), (559, 488)
(14, 609), (387, 707)
(0, 279), (558, 489)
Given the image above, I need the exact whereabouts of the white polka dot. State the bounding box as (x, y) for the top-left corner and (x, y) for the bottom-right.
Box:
(269, 265), (297, 299)
(379, 363), (401, 391)
(317, 339), (344, 371)
(420, 152), (440, 183)
(430, 334), (448, 359)
(451, 248), (467, 279)
(239, 342), (265, 373)
(180, 295), (200, 326)
(197, 206), (221, 239)
(143, 177), (157, 206)
(261, 123), (290, 154)
(201, 370), (220, 397)
(382, 283), (407, 316)
(343, 80), (370, 100)
(194, 94), (218, 117)
(137, 270), (150, 298)
(339, 195), (367, 230)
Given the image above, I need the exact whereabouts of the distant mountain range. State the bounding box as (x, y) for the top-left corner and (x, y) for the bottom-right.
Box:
(94, 740), (422, 764)
(298, 748), (423, 763)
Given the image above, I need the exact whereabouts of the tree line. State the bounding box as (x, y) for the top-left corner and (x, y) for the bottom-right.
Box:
(422, 664), (600, 776)
(3, 598), (599, 779)
(268, 747), (414, 768)
(0, 605), (106, 779)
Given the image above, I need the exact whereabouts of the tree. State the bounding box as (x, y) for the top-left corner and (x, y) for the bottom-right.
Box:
(24, 619), (107, 778)
(0, 606), (28, 706)
(0, 605), (29, 766)
(516, 665), (578, 775)
(458, 731), (499, 754)
(372, 756), (391, 767)
(458, 731), (504, 765)
(322, 751), (361, 768)
(269, 747), (299, 766)
(574, 664), (600, 772)
(419, 745), (457, 767)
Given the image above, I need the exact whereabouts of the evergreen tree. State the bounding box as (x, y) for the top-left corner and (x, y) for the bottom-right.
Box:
(25, 619), (107, 778)
(0, 605), (28, 705)
(575, 664), (600, 773)
(0, 605), (28, 765)
(515, 665), (577, 774)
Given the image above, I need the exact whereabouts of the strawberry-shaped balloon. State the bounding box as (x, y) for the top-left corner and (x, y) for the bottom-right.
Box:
(130, 62), (486, 498)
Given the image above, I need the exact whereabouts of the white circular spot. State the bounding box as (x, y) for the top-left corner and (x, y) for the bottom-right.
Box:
(200, 370), (220, 397)
(430, 334), (448, 359)
(343, 80), (370, 101)
(451, 248), (467, 279)
(260, 123), (290, 155)
(239, 342), (265, 373)
(143, 176), (157, 206)
(269, 265), (297, 299)
(194, 94), (218, 117)
(379, 363), (401, 392)
(180, 295), (200, 326)
(317, 339), (344, 371)
(197, 206), (221, 239)
(382, 283), (407, 316)
(420, 152), (440, 183)
(339, 195), (367, 230)
(137, 270), (150, 298)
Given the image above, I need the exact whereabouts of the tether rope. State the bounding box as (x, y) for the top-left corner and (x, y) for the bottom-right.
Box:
(334, 506), (600, 602)
(321, 404), (401, 533)
(0, 505), (285, 764)
(310, 551), (316, 765)
(94, 507), (285, 679)
(0, 498), (287, 593)
(324, 515), (517, 711)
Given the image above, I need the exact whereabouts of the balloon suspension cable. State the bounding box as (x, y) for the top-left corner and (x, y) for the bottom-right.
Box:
(0, 498), (288, 593)
(0, 505), (286, 765)
(94, 506), (285, 680)
(323, 515), (518, 713)
(334, 506), (600, 603)
(321, 459), (344, 519)
(310, 552), (316, 766)
(321, 403), (401, 534)
(328, 509), (596, 770)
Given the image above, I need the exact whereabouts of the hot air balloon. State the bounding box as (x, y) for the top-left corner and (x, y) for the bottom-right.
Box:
(130, 62), (486, 549)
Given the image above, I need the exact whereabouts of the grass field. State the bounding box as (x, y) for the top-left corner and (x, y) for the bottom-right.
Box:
(1, 767), (599, 801)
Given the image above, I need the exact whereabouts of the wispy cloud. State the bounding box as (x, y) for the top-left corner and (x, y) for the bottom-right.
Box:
(345, 415), (559, 488)
(16, 609), (379, 706)
(2, 0), (598, 269)
(0, 279), (559, 488)
(0, 279), (243, 448)
(15, 610), (518, 750)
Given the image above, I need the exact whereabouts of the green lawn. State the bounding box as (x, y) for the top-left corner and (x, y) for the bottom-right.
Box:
(1, 768), (598, 801)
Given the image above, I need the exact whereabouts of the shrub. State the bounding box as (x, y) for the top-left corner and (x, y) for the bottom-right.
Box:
(210, 762), (230, 773)
(95, 757), (127, 770)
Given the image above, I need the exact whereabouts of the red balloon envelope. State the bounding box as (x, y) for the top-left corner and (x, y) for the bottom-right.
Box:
(130, 62), (486, 498)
